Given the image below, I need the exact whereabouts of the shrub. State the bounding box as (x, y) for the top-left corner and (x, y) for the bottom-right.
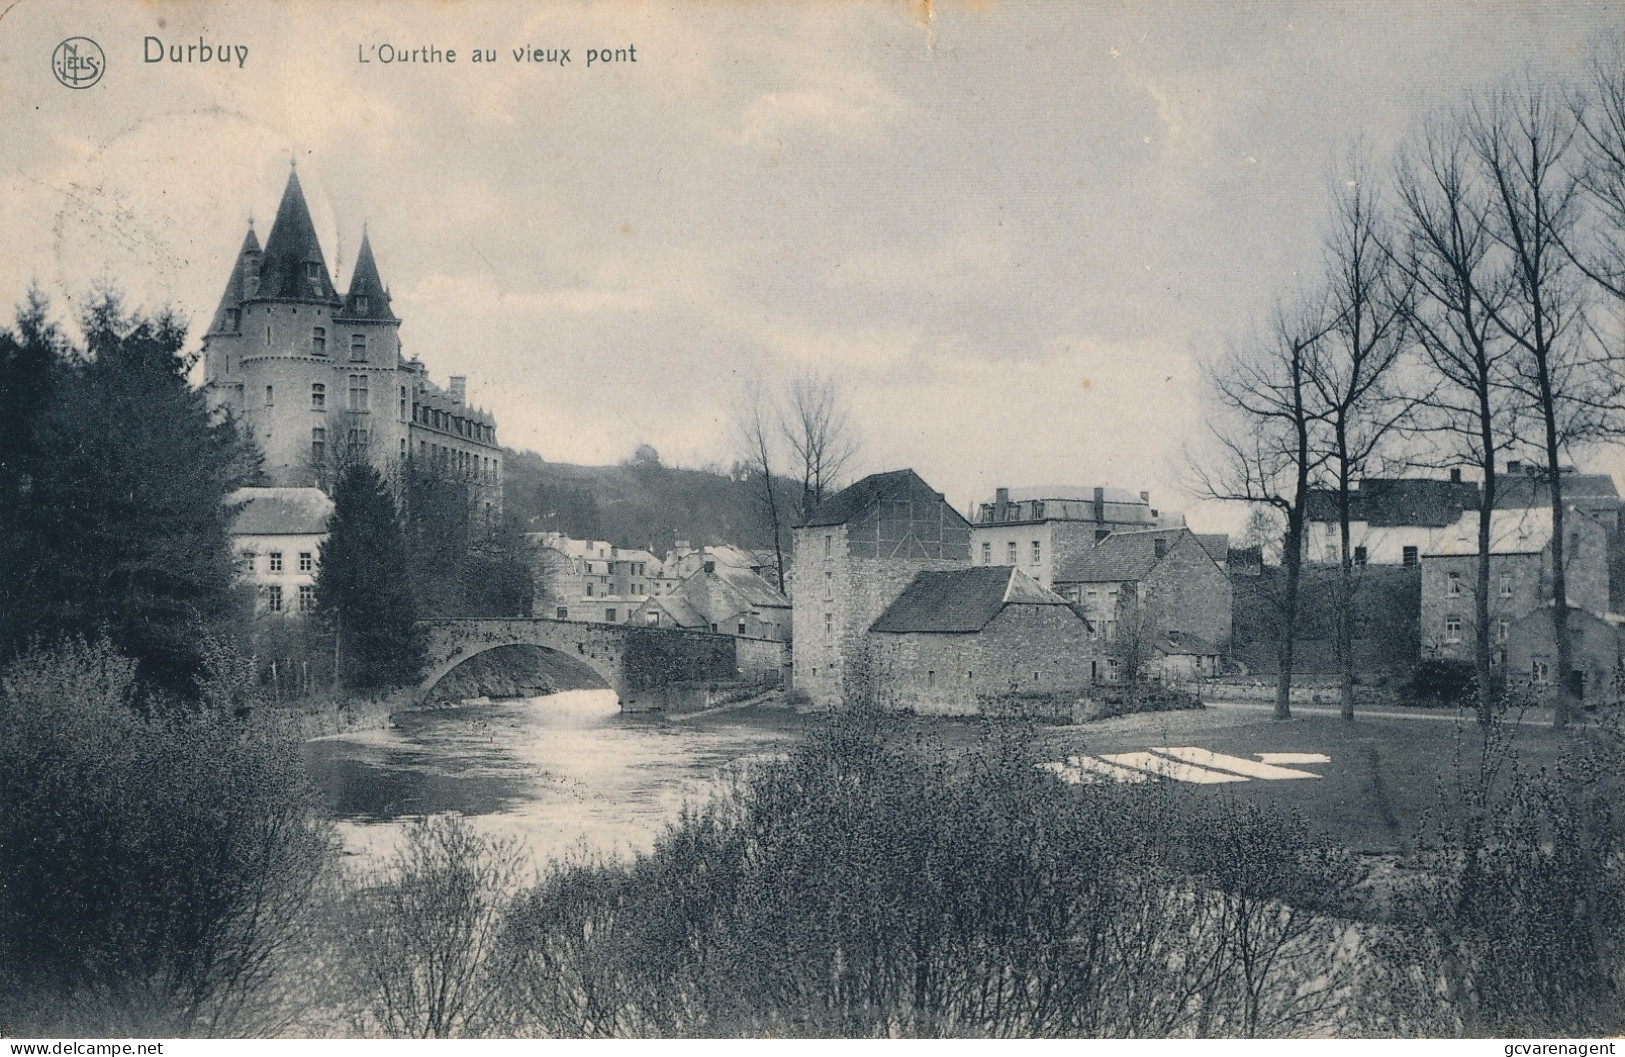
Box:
(335, 815), (524, 1038)
(0, 638), (333, 1036)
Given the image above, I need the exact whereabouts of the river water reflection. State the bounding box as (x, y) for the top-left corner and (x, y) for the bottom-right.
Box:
(302, 690), (803, 867)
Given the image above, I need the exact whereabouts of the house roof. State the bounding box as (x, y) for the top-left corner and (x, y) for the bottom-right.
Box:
(990, 485), (1147, 505)
(800, 468), (965, 529)
(1305, 477), (1482, 528)
(227, 487), (334, 536)
(1423, 505), (1606, 557)
(1192, 533), (1230, 564)
(638, 593), (708, 628)
(675, 563), (790, 626)
(1053, 527), (1195, 584)
(1493, 472), (1620, 511)
(1155, 629), (1220, 657)
(870, 566), (1073, 634)
(209, 225), (261, 334)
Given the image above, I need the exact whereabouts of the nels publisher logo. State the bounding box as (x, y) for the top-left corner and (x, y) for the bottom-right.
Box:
(52, 36), (105, 89)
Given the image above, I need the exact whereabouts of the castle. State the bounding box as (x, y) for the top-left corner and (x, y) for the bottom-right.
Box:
(202, 165), (502, 514)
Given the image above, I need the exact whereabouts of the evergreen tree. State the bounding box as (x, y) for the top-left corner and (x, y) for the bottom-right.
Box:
(1, 289), (260, 694)
(316, 462), (425, 692)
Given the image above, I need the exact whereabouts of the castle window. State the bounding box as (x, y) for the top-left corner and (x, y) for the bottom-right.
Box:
(299, 552), (313, 573)
(1006, 541), (1017, 564)
(348, 374), (369, 411)
(269, 552), (283, 573)
(356, 295), (369, 314)
(824, 612), (833, 638)
(400, 386), (408, 420)
(824, 571), (833, 600)
(350, 334), (367, 361)
(400, 438), (407, 458)
(311, 383), (325, 410)
(1031, 540), (1042, 565)
(265, 325), (271, 346)
(982, 541), (991, 565)
(557, 607), (569, 620)
(306, 261), (320, 280)
(311, 427), (325, 463)
(265, 385), (274, 407)
(225, 308), (240, 332)
(311, 327), (326, 354)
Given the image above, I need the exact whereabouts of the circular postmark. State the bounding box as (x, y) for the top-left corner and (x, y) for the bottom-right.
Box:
(52, 37), (105, 89)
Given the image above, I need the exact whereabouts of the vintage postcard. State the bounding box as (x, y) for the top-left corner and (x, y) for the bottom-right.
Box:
(3, 0), (1625, 1045)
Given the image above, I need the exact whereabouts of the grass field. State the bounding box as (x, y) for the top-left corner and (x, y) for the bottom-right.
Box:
(1035, 702), (1607, 855)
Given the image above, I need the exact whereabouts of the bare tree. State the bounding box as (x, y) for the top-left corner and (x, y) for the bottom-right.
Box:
(1196, 302), (1333, 719)
(734, 379), (788, 592)
(1570, 32), (1625, 312)
(1468, 79), (1625, 728)
(1395, 116), (1522, 725)
(782, 374), (857, 526)
(1308, 159), (1414, 721)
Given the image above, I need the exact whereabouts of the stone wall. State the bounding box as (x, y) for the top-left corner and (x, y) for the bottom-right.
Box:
(1144, 534), (1232, 648)
(865, 604), (1101, 716)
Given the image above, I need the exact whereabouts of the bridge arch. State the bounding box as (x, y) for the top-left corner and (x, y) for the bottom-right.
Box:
(419, 641), (614, 704)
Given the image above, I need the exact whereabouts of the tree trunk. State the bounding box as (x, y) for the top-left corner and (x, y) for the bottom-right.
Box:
(1336, 438), (1356, 721)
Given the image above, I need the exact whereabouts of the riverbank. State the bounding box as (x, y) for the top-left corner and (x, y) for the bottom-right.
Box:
(288, 691), (408, 741)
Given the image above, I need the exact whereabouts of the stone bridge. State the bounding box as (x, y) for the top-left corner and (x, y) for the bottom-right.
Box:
(419, 617), (788, 711)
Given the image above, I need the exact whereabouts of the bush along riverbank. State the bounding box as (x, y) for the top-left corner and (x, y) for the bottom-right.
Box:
(7, 638), (1625, 1037)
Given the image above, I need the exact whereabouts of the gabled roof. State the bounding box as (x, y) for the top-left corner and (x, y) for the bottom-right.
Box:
(227, 487), (333, 536)
(1193, 533), (1230, 565)
(638, 593), (708, 629)
(1053, 527), (1196, 584)
(1305, 477), (1482, 528)
(801, 468), (968, 530)
(673, 563), (790, 627)
(254, 168), (340, 304)
(208, 225), (261, 334)
(337, 229), (399, 322)
(870, 566), (1073, 634)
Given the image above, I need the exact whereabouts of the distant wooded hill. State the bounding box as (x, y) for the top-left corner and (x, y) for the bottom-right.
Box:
(502, 448), (798, 557)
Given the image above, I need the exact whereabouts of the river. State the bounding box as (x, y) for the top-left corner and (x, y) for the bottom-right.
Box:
(302, 689), (804, 868)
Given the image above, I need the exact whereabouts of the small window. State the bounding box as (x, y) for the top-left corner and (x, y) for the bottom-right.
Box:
(311, 383), (326, 410)
(824, 534), (833, 559)
(306, 261), (320, 280)
(298, 584), (315, 613)
(1533, 659), (1550, 685)
(268, 552), (283, 573)
(824, 612), (833, 638)
(356, 295), (370, 314)
(1031, 540), (1042, 565)
(1353, 546), (1368, 566)
(927, 670), (936, 688)
(824, 570), (833, 601)
(224, 308), (240, 332)
(350, 334), (367, 361)
(1500, 574), (1514, 598)
(1154, 538), (1167, 560)
(1007, 541), (1018, 564)
(299, 552), (314, 573)
(1448, 571), (1462, 596)
(586, 584), (593, 597)
(1325, 523), (1336, 538)
(311, 327), (327, 354)
(646, 610), (660, 625)
(311, 427), (326, 463)
(1445, 614), (1462, 643)
(1402, 546), (1419, 568)
(348, 374), (369, 411)
(737, 621), (747, 635)
(557, 607), (569, 620)
(264, 585), (283, 613)
(1496, 619), (1509, 643)
(981, 541), (992, 565)
(400, 386), (408, 420)
(605, 608), (617, 623)
(239, 551), (257, 573)
(264, 384), (274, 407)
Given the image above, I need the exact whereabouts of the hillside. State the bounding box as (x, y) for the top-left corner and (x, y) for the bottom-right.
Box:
(503, 449), (799, 559)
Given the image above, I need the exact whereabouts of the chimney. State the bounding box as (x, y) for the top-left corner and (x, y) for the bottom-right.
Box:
(1140, 491), (1150, 503)
(1093, 487), (1105, 523)
(448, 376), (466, 404)
(1450, 468), (1462, 483)
(994, 487), (1009, 506)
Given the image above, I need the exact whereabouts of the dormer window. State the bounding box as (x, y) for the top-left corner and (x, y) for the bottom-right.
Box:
(311, 327), (326, 355)
(224, 308), (240, 332)
(350, 334), (366, 361)
(306, 261), (320, 280)
(355, 295), (369, 314)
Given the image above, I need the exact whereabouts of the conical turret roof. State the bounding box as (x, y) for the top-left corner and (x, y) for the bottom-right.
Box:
(207, 225), (261, 334)
(338, 228), (398, 322)
(254, 167), (339, 303)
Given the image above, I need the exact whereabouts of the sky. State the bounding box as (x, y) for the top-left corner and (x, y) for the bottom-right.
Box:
(2, 1), (1622, 530)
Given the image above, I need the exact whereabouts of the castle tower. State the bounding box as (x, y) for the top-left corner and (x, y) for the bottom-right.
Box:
(204, 165), (504, 514)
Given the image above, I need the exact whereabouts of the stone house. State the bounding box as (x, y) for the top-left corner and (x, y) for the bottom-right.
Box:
(526, 532), (672, 623)
(1051, 527), (1232, 655)
(631, 560), (791, 641)
(1147, 630), (1223, 682)
(790, 469), (973, 709)
(1419, 505), (1611, 667)
(1303, 474), (1482, 567)
(227, 486), (334, 617)
(864, 566), (1102, 715)
(1506, 606), (1625, 707)
(970, 485), (1184, 590)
